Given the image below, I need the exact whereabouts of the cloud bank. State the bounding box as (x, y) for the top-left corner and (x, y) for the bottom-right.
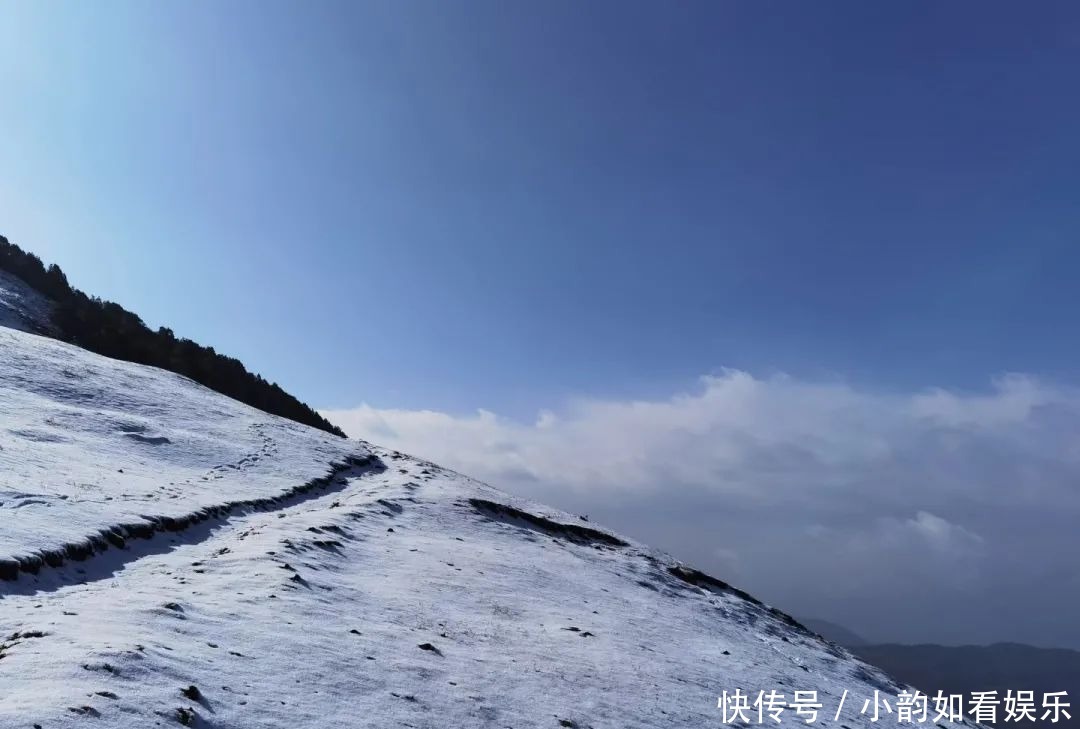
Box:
(323, 371), (1080, 647)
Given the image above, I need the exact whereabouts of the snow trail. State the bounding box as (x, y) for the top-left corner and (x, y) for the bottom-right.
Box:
(0, 456), (383, 596)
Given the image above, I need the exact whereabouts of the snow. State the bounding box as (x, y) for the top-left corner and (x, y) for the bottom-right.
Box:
(0, 316), (988, 728)
(0, 270), (54, 335)
(0, 326), (364, 568)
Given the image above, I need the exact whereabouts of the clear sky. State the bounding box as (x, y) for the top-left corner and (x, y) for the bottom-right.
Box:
(4, 0), (1080, 414)
(3, 1), (1080, 646)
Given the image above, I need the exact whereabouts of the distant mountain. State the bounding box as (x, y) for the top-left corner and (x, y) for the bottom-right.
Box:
(802, 618), (869, 647)
(0, 234), (345, 437)
(799, 619), (1076, 727)
(853, 643), (1078, 727)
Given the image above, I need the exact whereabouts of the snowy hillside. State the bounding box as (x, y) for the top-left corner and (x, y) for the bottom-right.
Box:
(0, 269), (53, 335)
(0, 326), (366, 573)
(0, 322), (985, 728)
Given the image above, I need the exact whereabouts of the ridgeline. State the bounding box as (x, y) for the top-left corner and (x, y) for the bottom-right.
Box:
(0, 235), (345, 438)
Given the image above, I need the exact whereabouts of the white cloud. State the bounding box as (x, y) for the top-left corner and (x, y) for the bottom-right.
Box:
(904, 510), (984, 552)
(907, 374), (1057, 428)
(323, 370), (1077, 503)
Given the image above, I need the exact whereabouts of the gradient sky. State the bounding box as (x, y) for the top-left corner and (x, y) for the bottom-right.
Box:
(3, 1), (1080, 646)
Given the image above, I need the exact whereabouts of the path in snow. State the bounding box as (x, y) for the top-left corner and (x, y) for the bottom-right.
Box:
(0, 326), (363, 576)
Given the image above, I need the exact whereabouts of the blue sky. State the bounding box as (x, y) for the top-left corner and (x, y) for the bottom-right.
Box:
(4, 2), (1080, 644)
(3, 1), (1079, 416)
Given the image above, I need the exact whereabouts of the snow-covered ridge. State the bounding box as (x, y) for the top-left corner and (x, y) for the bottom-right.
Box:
(0, 324), (987, 728)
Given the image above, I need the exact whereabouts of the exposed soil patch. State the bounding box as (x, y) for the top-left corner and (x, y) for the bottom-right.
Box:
(468, 498), (627, 548)
(666, 564), (812, 637)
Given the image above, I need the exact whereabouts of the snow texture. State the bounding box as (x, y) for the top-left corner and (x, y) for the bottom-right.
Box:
(0, 269), (53, 335)
(0, 291), (987, 728)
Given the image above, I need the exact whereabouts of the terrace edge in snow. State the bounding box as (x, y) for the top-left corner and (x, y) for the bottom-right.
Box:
(0, 454), (383, 582)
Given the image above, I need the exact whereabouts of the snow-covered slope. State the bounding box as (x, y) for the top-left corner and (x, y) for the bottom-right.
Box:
(0, 326), (367, 573)
(0, 324), (984, 728)
(0, 269), (54, 335)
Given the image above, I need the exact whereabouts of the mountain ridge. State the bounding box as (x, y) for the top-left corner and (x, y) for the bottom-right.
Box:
(0, 236), (344, 436)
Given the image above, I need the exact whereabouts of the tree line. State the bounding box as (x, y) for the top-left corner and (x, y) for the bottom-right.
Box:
(0, 235), (346, 438)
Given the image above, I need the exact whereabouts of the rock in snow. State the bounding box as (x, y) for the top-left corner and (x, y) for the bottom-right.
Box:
(0, 312), (985, 727)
